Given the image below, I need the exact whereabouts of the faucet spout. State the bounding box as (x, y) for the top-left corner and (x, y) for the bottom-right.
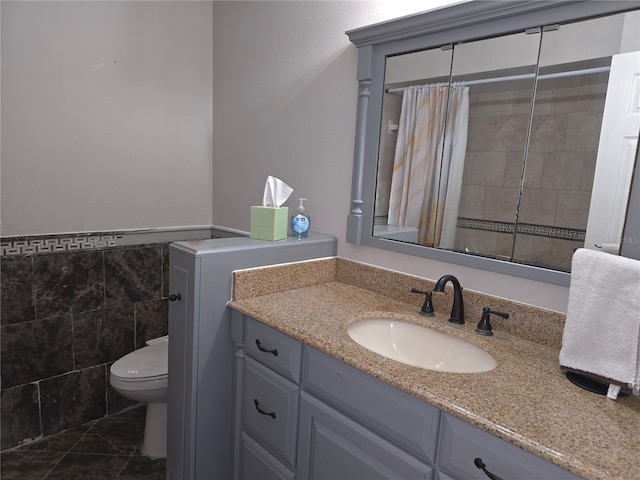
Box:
(433, 275), (465, 324)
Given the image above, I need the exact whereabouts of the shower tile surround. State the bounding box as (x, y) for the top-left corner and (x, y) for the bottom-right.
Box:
(0, 228), (236, 451)
(377, 77), (606, 271)
(458, 81), (604, 269)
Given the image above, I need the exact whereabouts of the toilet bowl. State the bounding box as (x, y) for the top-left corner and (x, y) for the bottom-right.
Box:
(109, 336), (168, 458)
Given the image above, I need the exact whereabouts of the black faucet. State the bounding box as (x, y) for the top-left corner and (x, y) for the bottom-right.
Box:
(433, 275), (465, 324)
(476, 307), (509, 336)
(411, 288), (435, 317)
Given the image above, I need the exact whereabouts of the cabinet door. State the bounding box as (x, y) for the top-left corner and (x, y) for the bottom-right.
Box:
(297, 393), (434, 480)
(303, 346), (440, 463)
(242, 357), (299, 468)
(240, 432), (295, 480)
(438, 414), (582, 480)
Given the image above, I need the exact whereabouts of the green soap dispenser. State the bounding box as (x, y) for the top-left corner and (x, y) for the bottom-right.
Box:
(291, 198), (310, 238)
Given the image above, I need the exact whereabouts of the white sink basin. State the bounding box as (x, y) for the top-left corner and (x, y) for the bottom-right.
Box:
(348, 318), (497, 373)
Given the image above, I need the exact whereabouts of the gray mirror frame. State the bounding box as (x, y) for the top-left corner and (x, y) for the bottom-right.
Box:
(346, 0), (640, 287)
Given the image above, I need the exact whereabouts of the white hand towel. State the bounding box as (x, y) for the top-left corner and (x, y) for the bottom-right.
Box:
(559, 248), (640, 395)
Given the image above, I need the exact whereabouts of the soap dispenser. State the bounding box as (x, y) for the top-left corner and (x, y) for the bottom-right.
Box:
(291, 198), (310, 238)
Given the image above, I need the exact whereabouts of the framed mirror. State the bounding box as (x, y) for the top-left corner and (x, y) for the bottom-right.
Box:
(346, 0), (640, 286)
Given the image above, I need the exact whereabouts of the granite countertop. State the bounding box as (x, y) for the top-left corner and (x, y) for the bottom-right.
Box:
(228, 258), (640, 480)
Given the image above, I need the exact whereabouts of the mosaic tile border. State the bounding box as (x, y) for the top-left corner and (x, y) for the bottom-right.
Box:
(1, 226), (239, 257)
(374, 216), (585, 241)
(457, 217), (586, 241)
(1, 235), (122, 256)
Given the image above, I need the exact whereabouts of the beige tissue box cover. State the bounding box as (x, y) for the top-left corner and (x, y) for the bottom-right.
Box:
(250, 206), (289, 241)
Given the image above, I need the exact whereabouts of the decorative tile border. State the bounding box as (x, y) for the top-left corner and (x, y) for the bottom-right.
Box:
(458, 217), (514, 234)
(457, 217), (585, 241)
(374, 216), (585, 242)
(1, 226), (239, 257)
(1, 235), (122, 256)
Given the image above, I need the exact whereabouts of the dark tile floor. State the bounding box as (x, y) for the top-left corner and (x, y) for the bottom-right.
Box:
(0, 406), (165, 480)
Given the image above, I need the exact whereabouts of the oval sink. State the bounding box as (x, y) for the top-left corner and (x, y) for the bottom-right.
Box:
(348, 318), (497, 373)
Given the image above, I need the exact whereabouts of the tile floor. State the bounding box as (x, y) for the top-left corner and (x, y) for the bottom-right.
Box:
(0, 406), (165, 480)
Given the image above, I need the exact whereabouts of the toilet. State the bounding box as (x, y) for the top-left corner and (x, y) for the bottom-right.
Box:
(109, 335), (168, 458)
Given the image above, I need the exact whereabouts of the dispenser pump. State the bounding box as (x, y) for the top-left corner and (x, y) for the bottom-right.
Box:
(291, 198), (310, 238)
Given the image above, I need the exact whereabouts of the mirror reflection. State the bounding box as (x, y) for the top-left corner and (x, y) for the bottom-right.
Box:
(373, 10), (639, 273)
(376, 46), (454, 246)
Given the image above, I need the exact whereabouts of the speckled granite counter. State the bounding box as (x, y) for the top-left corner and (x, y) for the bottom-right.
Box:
(228, 258), (640, 480)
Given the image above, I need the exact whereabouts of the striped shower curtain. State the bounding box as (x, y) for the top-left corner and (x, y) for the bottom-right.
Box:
(387, 83), (469, 248)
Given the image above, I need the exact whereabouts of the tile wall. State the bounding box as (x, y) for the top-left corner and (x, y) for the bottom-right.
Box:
(458, 82), (605, 270)
(0, 239), (171, 450)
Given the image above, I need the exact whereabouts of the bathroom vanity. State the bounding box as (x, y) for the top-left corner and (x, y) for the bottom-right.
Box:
(228, 258), (640, 480)
(232, 314), (581, 480)
(167, 234), (336, 480)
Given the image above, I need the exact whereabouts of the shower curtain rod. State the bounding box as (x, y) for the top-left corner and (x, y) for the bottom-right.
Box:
(385, 66), (610, 93)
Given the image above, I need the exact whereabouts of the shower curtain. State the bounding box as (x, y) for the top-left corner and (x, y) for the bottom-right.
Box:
(387, 83), (469, 248)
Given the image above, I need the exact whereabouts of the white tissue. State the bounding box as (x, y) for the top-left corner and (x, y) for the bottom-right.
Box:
(262, 175), (293, 207)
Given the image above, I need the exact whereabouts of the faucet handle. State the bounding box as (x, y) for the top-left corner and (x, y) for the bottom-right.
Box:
(411, 288), (435, 317)
(476, 307), (509, 336)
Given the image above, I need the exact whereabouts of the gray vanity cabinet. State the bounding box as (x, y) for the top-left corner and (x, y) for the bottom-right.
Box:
(297, 393), (435, 480)
(231, 313), (583, 480)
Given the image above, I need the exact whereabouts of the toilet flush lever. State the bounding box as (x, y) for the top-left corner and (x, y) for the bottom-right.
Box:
(168, 293), (181, 302)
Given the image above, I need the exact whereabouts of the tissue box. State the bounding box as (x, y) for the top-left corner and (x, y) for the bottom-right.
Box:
(250, 206), (289, 241)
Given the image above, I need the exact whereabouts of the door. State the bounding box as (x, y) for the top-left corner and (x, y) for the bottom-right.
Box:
(585, 51), (640, 251)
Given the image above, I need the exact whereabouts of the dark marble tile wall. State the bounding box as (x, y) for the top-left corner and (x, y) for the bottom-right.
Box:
(0, 243), (170, 450)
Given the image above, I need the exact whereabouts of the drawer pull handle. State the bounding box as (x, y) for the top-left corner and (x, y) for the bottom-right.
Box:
(255, 339), (278, 356)
(254, 399), (276, 419)
(168, 293), (181, 302)
(474, 458), (504, 480)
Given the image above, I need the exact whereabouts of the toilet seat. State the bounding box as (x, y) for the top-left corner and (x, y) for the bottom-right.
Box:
(110, 341), (168, 381)
(110, 374), (167, 386)
(109, 374), (168, 395)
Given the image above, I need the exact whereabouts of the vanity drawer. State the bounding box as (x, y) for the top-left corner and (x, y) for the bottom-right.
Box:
(438, 414), (582, 480)
(245, 316), (302, 383)
(242, 357), (299, 468)
(301, 346), (441, 464)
